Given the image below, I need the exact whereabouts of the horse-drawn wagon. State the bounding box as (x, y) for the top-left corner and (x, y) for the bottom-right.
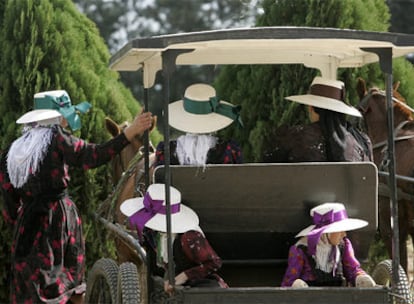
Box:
(85, 27), (414, 303)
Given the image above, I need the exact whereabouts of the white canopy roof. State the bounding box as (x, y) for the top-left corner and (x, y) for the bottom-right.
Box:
(109, 26), (414, 88)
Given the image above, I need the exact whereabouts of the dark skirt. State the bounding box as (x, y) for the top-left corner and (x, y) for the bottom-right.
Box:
(10, 195), (85, 303)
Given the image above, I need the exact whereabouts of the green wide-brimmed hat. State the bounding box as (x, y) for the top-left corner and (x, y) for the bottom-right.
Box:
(34, 90), (91, 131)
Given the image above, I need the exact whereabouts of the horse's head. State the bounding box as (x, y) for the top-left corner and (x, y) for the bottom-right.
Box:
(105, 115), (157, 184)
(356, 77), (413, 144)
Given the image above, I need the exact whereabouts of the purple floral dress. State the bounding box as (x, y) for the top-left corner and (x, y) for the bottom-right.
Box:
(281, 237), (366, 287)
(0, 125), (130, 303)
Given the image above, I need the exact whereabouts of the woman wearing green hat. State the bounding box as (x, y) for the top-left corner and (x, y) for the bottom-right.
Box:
(0, 90), (153, 304)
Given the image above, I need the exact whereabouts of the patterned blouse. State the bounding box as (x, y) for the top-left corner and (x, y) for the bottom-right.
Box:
(281, 237), (366, 287)
(173, 230), (227, 288)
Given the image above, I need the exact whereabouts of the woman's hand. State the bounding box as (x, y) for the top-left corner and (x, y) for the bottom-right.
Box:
(163, 272), (188, 295)
(124, 111), (153, 141)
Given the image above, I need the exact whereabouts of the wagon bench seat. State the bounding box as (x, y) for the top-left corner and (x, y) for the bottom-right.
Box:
(153, 162), (378, 287)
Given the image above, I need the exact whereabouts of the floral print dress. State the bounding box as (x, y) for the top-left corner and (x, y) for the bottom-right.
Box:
(0, 125), (130, 303)
(281, 237), (366, 287)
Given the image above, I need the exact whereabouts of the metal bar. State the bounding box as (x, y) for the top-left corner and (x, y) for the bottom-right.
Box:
(385, 71), (401, 288)
(361, 47), (400, 288)
(160, 49), (194, 289)
(161, 51), (174, 287)
(93, 212), (147, 263)
(144, 85), (150, 188)
(378, 170), (414, 184)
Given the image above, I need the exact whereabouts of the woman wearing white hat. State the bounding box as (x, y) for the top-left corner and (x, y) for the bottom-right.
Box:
(281, 202), (375, 288)
(263, 77), (372, 163)
(155, 83), (243, 167)
(0, 90), (153, 304)
(120, 183), (228, 294)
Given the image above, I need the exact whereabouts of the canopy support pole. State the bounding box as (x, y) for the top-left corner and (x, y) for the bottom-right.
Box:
(362, 47), (400, 288)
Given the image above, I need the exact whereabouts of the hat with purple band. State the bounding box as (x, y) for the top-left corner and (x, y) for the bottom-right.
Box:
(296, 202), (368, 255)
(285, 76), (362, 117)
(120, 183), (199, 236)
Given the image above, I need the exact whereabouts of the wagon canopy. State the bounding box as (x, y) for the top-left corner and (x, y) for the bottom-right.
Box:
(109, 26), (414, 87)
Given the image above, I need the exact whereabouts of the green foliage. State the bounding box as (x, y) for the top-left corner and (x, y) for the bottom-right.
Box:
(0, 0), (161, 301)
(215, 0), (414, 162)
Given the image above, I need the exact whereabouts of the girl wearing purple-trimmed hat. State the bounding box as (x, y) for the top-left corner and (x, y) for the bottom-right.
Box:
(120, 183), (228, 295)
(281, 202), (376, 288)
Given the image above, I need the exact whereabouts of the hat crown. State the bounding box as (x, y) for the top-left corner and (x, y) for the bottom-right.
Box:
(147, 183), (181, 205)
(310, 202), (345, 217)
(34, 90), (72, 108)
(311, 77), (344, 90)
(184, 84), (216, 101)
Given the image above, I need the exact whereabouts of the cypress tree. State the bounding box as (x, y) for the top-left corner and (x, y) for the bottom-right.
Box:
(215, 0), (414, 161)
(0, 0), (161, 301)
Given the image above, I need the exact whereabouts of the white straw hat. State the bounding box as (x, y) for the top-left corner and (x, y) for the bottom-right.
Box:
(16, 109), (62, 125)
(120, 183), (199, 234)
(285, 77), (362, 117)
(168, 83), (241, 134)
(296, 202), (368, 238)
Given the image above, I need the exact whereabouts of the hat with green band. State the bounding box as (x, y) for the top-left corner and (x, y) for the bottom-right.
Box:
(34, 90), (91, 131)
(169, 83), (242, 134)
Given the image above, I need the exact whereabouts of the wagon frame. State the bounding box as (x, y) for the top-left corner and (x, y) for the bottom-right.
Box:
(86, 26), (414, 303)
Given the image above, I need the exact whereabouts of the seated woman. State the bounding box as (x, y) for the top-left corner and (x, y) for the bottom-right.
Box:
(155, 83), (243, 167)
(281, 202), (376, 288)
(263, 77), (372, 163)
(120, 183), (228, 293)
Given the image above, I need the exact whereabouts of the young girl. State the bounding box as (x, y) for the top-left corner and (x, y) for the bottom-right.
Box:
(281, 202), (376, 288)
(120, 183), (228, 294)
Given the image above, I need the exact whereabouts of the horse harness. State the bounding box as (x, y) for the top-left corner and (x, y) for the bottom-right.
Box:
(358, 89), (414, 171)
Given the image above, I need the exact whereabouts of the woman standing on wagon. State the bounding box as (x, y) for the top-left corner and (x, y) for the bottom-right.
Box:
(0, 90), (152, 304)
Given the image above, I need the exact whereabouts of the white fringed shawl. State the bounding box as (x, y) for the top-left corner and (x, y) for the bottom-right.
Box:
(176, 134), (217, 166)
(7, 126), (54, 188)
(297, 234), (340, 274)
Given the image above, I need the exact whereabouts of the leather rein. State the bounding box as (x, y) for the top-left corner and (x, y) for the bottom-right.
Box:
(358, 89), (414, 151)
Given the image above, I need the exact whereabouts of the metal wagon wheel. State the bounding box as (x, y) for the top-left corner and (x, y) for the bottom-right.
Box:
(117, 262), (141, 304)
(371, 259), (413, 304)
(85, 258), (119, 303)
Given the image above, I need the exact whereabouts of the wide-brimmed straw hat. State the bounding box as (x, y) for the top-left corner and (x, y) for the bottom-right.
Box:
(296, 202), (368, 255)
(120, 183), (199, 234)
(33, 90), (91, 131)
(168, 83), (242, 134)
(285, 77), (362, 117)
(16, 109), (62, 125)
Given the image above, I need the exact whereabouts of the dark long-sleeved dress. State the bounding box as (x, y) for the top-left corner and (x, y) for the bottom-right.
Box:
(155, 139), (242, 167)
(172, 230), (228, 288)
(0, 125), (130, 303)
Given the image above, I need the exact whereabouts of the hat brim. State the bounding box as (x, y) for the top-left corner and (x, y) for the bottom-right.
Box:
(285, 94), (362, 117)
(16, 109), (62, 124)
(120, 197), (199, 233)
(295, 218), (368, 237)
(168, 100), (234, 134)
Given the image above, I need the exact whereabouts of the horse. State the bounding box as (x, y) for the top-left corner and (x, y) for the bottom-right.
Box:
(356, 77), (414, 273)
(103, 116), (157, 263)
